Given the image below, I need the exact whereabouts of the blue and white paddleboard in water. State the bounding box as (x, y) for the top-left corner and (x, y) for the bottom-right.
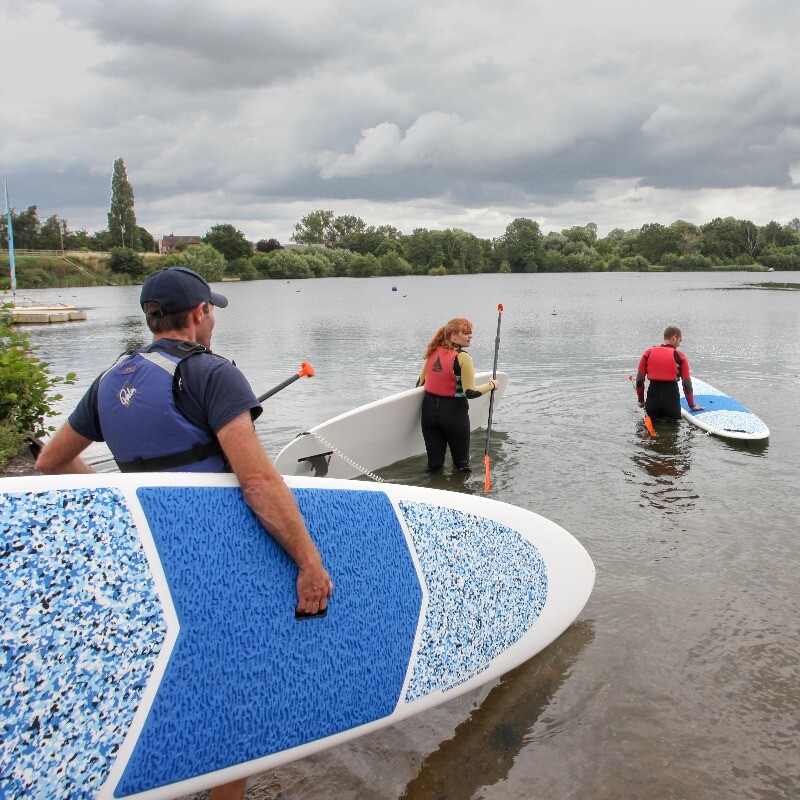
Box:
(0, 473), (594, 800)
(680, 377), (769, 440)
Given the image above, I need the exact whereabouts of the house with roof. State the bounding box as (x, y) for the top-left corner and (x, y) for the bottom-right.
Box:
(158, 234), (203, 254)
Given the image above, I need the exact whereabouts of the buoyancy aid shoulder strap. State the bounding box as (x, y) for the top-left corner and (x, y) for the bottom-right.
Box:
(453, 346), (463, 375)
(158, 340), (209, 359)
(99, 341), (208, 382)
(138, 350), (180, 375)
(99, 350), (135, 382)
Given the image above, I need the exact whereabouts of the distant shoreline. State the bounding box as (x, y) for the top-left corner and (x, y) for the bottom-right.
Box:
(1, 252), (773, 291)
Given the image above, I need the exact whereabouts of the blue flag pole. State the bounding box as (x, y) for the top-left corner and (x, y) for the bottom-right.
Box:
(4, 180), (16, 303)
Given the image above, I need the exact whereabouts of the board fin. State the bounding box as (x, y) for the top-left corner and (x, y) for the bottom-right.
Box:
(297, 452), (333, 477)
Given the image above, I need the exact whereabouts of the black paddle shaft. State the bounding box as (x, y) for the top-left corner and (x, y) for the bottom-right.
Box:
(484, 307), (503, 455)
(257, 374), (301, 403)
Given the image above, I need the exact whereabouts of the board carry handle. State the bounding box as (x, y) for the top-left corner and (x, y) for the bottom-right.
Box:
(295, 607), (328, 620)
(258, 361), (315, 402)
(629, 375), (657, 437)
(484, 304), (504, 491)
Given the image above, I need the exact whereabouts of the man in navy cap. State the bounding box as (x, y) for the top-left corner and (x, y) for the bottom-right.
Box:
(37, 267), (332, 800)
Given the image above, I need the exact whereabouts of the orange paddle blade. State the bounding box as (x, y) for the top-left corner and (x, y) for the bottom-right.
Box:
(483, 454), (491, 491)
(629, 375), (657, 437)
(298, 361), (315, 378)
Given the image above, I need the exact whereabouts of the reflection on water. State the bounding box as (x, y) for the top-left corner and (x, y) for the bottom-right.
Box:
(118, 314), (150, 353)
(719, 436), (770, 458)
(626, 418), (698, 512)
(367, 430), (511, 497)
(400, 621), (594, 800)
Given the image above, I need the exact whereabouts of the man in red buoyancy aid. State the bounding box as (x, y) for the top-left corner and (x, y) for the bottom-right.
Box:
(635, 325), (703, 420)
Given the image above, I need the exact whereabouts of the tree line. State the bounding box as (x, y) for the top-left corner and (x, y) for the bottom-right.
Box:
(5, 211), (800, 284)
(3, 158), (799, 282)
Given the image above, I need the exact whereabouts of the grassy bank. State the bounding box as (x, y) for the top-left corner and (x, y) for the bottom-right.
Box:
(0, 252), (167, 289)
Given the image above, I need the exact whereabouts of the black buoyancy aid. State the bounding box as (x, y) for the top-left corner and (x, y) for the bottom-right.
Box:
(645, 345), (683, 382)
(97, 342), (225, 473)
(423, 347), (461, 397)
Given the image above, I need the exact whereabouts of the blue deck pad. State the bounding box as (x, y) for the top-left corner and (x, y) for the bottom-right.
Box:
(398, 502), (548, 702)
(0, 489), (166, 800)
(680, 394), (750, 414)
(118, 486), (421, 796)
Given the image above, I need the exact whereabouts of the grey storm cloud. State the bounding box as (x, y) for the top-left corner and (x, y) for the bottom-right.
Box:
(1, 0), (798, 239)
(55, 0), (344, 90)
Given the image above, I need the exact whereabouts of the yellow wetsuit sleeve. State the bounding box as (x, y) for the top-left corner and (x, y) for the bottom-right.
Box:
(416, 362), (426, 388)
(457, 352), (493, 397)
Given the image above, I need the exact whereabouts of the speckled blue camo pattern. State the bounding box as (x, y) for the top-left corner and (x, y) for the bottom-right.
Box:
(0, 489), (166, 800)
(399, 501), (548, 702)
(681, 378), (769, 436)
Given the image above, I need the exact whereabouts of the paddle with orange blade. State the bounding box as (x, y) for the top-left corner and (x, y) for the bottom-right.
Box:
(629, 375), (657, 437)
(258, 362), (315, 402)
(483, 304), (504, 491)
(26, 364), (316, 465)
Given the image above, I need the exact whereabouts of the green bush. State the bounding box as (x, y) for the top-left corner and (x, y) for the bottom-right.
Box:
(378, 251), (412, 276)
(163, 244), (226, 281)
(348, 254), (380, 277)
(620, 255), (652, 271)
(259, 250), (313, 279)
(757, 245), (800, 270)
(321, 247), (355, 277)
(661, 252), (714, 271)
(303, 253), (334, 278)
(0, 315), (75, 468)
(108, 247), (147, 278)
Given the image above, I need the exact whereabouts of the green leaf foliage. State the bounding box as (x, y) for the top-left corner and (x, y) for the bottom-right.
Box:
(163, 244), (226, 281)
(108, 246), (147, 277)
(202, 224), (253, 262)
(0, 314), (75, 467)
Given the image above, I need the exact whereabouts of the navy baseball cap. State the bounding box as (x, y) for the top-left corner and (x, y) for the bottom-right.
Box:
(140, 267), (228, 313)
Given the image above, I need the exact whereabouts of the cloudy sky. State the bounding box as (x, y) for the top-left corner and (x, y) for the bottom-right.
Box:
(1, 0), (798, 243)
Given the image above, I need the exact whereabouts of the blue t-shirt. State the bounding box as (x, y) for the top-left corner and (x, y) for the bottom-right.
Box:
(69, 339), (262, 442)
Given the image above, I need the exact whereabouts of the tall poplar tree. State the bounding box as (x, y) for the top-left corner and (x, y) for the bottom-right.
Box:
(107, 157), (140, 250)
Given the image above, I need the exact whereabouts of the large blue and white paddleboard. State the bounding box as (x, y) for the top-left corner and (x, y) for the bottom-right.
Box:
(680, 377), (769, 440)
(0, 472), (593, 800)
(273, 371), (509, 478)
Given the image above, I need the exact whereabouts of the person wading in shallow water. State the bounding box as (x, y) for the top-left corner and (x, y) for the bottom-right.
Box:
(416, 317), (498, 475)
(36, 266), (333, 800)
(635, 324), (704, 420)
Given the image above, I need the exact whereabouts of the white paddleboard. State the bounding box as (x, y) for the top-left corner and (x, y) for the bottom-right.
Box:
(273, 371), (509, 478)
(0, 472), (593, 799)
(680, 377), (769, 440)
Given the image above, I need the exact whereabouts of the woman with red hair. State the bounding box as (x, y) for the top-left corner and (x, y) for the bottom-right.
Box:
(417, 318), (498, 474)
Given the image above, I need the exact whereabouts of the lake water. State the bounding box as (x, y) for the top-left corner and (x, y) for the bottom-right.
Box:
(17, 271), (800, 799)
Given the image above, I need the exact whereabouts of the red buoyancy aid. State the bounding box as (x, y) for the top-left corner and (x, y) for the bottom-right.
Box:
(424, 347), (459, 396)
(644, 345), (683, 382)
